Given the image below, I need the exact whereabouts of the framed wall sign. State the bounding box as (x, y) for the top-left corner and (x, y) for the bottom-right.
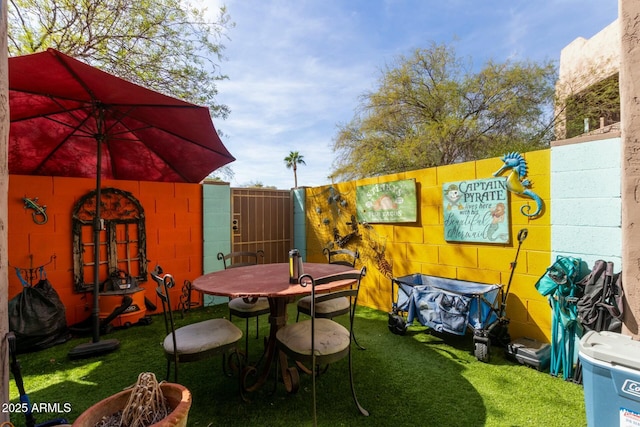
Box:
(356, 179), (417, 223)
(443, 177), (510, 243)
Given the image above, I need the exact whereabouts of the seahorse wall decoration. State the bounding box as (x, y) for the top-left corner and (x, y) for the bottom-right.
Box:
(492, 152), (544, 218)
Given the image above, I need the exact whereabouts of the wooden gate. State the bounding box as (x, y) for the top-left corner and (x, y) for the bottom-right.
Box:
(231, 188), (292, 263)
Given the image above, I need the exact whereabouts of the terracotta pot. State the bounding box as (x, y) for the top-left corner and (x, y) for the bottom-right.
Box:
(72, 383), (191, 427)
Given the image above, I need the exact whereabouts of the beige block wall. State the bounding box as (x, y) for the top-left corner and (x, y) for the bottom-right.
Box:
(305, 150), (553, 343)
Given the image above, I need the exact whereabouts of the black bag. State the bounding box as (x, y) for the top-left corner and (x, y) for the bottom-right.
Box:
(8, 278), (70, 353)
(576, 260), (624, 333)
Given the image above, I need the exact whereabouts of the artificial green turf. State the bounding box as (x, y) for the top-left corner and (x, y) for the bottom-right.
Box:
(8, 304), (586, 427)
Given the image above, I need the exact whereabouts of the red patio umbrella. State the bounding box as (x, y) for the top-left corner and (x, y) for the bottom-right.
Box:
(8, 49), (235, 357)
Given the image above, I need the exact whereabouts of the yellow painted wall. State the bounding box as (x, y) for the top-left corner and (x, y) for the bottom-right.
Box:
(305, 150), (553, 343)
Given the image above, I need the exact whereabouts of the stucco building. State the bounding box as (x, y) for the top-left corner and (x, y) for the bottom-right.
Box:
(555, 19), (620, 140)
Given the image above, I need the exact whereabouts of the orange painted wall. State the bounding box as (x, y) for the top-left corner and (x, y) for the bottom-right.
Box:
(7, 175), (204, 326)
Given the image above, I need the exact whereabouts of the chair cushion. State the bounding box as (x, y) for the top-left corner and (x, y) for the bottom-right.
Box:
(297, 295), (349, 315)
(228, 296), (270, 313)
(276, 318), (349, 357)
(164, 318), (242, 355)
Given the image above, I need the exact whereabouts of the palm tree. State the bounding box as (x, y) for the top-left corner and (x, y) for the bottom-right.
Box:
(284, 151), (306, 188)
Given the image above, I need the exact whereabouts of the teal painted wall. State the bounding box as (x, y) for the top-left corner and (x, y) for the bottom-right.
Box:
(292, 188), (307, 260)
(551, 137), (622, 271)
(202, 182), (231, 305)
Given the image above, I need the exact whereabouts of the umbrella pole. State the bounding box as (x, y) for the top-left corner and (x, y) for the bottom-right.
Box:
(91, 149), (102, 344)
(69, 130), (119, 359)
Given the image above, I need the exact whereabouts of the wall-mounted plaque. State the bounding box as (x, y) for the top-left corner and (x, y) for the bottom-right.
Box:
(443, 177), (510, 243)
(356, 179), (417, 223)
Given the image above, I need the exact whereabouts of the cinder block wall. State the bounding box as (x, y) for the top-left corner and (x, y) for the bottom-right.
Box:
(304, 138), (625, 342)
(292, 187), (307, 260)
(202, 181), (231, 306)
(551, 136), (622, 270)
(305, 151), (553, 342)
(8, 175), (204, 326)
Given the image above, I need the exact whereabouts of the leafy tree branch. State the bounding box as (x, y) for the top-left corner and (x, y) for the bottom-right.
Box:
(8, 0), (233, 118)
(331, 42), (558, 181)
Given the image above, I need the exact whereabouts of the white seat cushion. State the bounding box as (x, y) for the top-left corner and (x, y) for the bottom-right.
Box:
(276, 318), (349, 356)
(228, 296), (270, 313)
(297, 295), (349, 315)
(164, 318), (242, 355)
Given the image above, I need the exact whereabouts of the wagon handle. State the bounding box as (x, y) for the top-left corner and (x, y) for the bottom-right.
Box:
(517, 228), (528, 244)
(502, 228), (528, 315)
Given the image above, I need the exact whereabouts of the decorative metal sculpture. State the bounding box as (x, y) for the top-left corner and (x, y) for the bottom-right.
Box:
(333, 215), (360, 247)
(373, 245), (393, 279)
(493, 152), (543, 218)
(23, 197), (48, 224)
(72, 187), (148, 292)
(310, 186), (394, 277)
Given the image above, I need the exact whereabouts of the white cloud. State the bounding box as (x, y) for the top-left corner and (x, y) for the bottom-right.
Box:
(205, 0), (618, 189)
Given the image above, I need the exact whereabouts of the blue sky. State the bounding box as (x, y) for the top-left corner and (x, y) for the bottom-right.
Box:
(210, 0), (619, 189)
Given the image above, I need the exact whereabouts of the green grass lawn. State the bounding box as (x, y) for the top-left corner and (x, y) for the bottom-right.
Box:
(8, 304), (586, 427)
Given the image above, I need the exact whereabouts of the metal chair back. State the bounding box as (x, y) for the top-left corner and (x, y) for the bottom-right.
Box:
(323, 248), (359, 267)
(217, 250), (265, 269)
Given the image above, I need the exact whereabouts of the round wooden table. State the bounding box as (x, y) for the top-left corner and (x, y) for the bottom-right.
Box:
(192, 262), (357, 395)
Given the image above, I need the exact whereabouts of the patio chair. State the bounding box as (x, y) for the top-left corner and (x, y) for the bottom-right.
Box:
(217, 250), (270, 355)
(178, 279), (201, 318)
(276, 267), (369, 424)
(296, 248), (365, 349)
(153, 268), (243, 383)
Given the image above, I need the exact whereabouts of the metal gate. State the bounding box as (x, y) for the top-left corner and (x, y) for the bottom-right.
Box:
(231, 188), (292, 263)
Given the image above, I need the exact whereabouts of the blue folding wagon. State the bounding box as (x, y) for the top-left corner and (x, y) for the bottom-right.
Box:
(389, 274), (506, 362)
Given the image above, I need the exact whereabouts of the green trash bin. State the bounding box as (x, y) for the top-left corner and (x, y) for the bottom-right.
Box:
(579, 331), (640, 427)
